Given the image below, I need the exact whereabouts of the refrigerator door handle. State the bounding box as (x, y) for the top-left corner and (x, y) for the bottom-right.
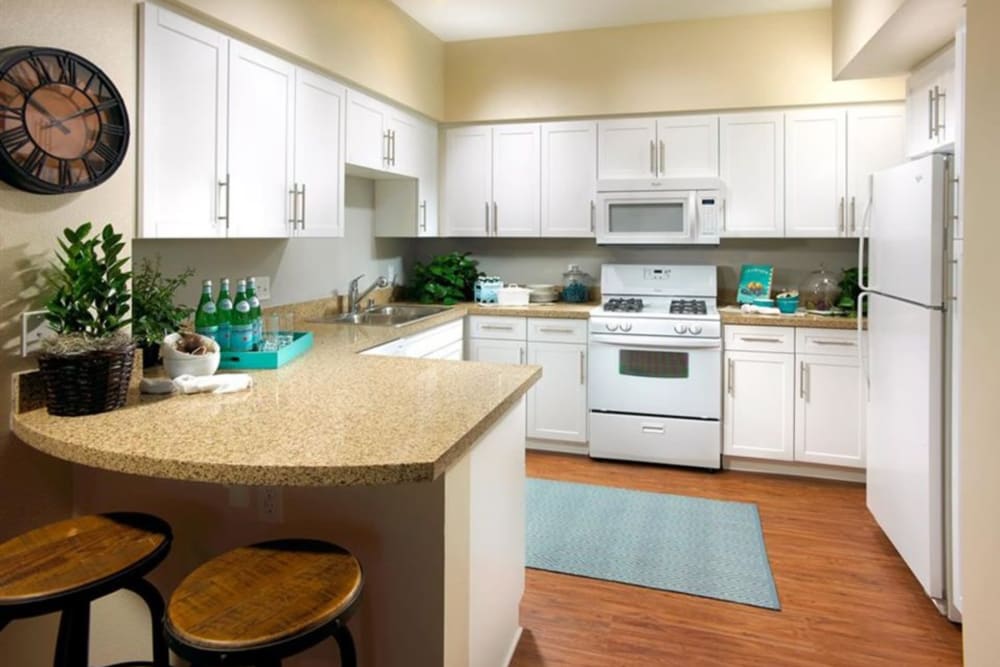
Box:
(858, 292), (870, 402)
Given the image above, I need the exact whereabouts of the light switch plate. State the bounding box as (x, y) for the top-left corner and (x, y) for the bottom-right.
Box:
(21, 309), (54, 357)
(254, 276), (271, 301)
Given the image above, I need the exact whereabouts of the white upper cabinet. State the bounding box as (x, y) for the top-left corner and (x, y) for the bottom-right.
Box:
(140, 3), (228, 238)
(386, 107), (420, 177)
(597, 115), (718, 180)
(720, 112), (785, 237)
(442, 124), (541, 237)
(417, 120), (439, 237)
(655, 115), (719, 178)
(541, 122), (597, 237)
(785, 109), (847, 238)
(906, 44), (956, 158)
(345, 90), (387, 172)
(227, 41), (295, 238)
(292, 69), (345, 238)
(846, 104), (906, 238)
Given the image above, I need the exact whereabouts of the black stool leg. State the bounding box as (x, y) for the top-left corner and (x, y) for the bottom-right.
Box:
(0, 616), (9, 633)
(331, 621), (356, 667)
(122, 577), (168, 667)
(53, 602), (89, 667)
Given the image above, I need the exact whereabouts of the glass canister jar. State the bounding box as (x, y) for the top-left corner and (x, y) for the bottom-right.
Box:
(561, 264), (591, 303)
(799, 266), (842, 312)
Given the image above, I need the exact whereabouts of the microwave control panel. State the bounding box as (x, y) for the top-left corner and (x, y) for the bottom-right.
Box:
(697, 191), (722, 236)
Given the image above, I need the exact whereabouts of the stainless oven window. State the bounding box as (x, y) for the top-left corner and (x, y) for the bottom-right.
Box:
(619, 349), (689, 379)
(608, 202), (685, 234)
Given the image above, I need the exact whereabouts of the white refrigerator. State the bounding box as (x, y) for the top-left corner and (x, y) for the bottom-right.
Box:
(861, 153), (956, 615)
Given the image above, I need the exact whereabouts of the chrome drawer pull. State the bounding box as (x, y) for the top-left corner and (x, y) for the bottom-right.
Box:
(812, 339), (855, 346)
(539, 327), (574, 334)
(738, 336), (784, 344)
(641, 424), (665, 434)
(481, 325), (515, 331)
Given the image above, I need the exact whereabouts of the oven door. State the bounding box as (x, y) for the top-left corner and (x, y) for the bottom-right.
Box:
(588, 332), (721, 419)
(596, 190), (695, 244)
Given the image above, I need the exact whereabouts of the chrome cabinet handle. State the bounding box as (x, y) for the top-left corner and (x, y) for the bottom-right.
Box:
(800, 361), (810, 400)
(850, 196), (856, 236)
(217, 174), (230, 229)
(727, 358), (734, 395)
(481, 325), (514, 331)
(492, 201), (498, 236)
(419, 200), (427, 232)
(390, 129), (397, 166)
(813, 339), (856, 347)
(519, 346), (525, 364)
(484, 202), (490, 235)
(839, 196), (845, 234)
(934, 86), (946, 138)
(659, 139), (665, 175)
(739, 336), (784, 344)
(928, 89), (936, 139)
(383, 130), (391, 164)
(299, 183), (306, 229)
(288, 183), (299, 229)
(539, 327), (574, 334)
(579, 350), (585, 385)
(590, 200), (596, 233)
(649, 140), (656, 175)
(642, 423), (665, 434)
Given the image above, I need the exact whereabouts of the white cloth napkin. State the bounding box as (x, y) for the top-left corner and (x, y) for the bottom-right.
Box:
(140, 374), (253, 395)
(739, 303), (783, 315)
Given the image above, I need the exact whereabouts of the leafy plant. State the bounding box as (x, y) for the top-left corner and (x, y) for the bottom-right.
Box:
(132, 256), (195, 347)
(837, 266), (868, 316)
(408, 252), (482, 304)
(43, 223), (131, 351)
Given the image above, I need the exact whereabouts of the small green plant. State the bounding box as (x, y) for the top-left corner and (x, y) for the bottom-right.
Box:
(132, 256), (195, 347)
(408, 252), (482, 304)
(837, 266), (868, 316)
(43, 223), (131, 352)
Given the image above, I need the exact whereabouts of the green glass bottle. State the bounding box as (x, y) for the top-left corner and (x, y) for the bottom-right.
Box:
(216, 278), (233, 352)
(194, 279), (219, 342)
(246, 276), (262, 349)
(230, 279), (254, 353)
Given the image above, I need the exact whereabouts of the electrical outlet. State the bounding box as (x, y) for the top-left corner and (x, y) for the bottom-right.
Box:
(254, 276), (271, 301)
(21, 309), (54, 357)
(256, 486), (283, 523)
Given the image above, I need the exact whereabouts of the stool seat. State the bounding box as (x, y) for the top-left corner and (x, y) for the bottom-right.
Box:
(166, 538), (362, 654)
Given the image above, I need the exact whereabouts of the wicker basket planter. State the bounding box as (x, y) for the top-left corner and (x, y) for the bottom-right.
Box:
(37, 342), (136, 416)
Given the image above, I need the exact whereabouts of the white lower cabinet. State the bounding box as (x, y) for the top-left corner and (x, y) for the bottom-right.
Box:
(466, 316), (588, 450)
(724, 325), (866, 469)
(360, 320), (463, 359)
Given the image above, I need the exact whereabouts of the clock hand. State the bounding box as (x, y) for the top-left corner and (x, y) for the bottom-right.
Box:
(26, 97), (71, 135)
(43, 99), (118, 129)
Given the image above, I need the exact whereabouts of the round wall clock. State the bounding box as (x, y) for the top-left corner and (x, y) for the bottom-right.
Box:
(0, 46), (130, 194)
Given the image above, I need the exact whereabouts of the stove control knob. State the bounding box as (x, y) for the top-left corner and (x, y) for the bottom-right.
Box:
(674, 324), (689, 334)
(605, 322), (619, 332)
(690, 325), (703, 335)
(621, 322), (633, 332)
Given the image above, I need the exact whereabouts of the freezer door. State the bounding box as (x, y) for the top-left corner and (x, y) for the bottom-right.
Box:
(868, 154), (946, 306)
(866, 293), (944, 598)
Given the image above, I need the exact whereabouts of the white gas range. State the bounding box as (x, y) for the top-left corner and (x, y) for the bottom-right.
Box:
(588, 264), (722, 469)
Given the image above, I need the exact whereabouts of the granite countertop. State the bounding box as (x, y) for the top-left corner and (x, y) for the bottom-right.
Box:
(719, 306), (866, 330)
(10, 306), (540, 488)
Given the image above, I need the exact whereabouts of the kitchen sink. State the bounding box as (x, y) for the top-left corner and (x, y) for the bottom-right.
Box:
(311, 304), (450, 327)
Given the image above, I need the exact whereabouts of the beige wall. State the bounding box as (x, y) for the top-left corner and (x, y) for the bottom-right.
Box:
(831, 0), (906, 76)
(960, 0), (1000, 661)
(444, 9), (905, 123)
(172, 0), (445, 119)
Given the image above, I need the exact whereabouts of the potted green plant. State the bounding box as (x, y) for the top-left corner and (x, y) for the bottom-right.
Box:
(38, 222), (134, 416)
(132, 256), (194, 367)
(408, 251), (481, 304)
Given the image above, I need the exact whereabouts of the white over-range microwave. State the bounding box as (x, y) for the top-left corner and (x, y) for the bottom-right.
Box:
(595, 178), (725, 245)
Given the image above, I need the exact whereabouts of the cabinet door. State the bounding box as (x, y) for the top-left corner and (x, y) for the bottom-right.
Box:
(597, 118), (657, 179)
(541, 121), (597, 238)
(228, 40), (294, 238)
(417, 120), (439, 237)
(905, 69), (935, 159)
(794, 354), (865, 468)
(293, 69), (345, 238)
(493, 123), (541, 237)
(723, 351), (795, 461)
(386, 108), (419, 177)
(906, 46), (955, 158)
(442, 126), (492, 237)
(934, 48), (957, 148)
(846, 105), (905, 238)
(466, 338), (525, 365)
(140, 4), (228, 238)
(526, 342), (587, 442)
(785, 109), (846, 238)
(656, 115), (719, 178)
(720, 112), (785, 237)
(345, 89), (387, 170)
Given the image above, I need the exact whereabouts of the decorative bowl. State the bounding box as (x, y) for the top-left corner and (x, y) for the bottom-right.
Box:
(161, 332), (220, 379)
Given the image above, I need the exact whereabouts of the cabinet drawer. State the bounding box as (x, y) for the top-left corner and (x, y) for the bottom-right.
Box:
(527, 318), (587, 344)
(724, 325), (795, 354)
(467, 316), (527, 340)
(400, 319), (464, 358)
(796, 328), (865, 357)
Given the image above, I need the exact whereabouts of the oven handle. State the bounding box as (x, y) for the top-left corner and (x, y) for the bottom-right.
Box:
(589, 332), (722, 350)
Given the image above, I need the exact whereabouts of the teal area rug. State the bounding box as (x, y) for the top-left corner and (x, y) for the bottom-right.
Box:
(526, 478), (781, 610)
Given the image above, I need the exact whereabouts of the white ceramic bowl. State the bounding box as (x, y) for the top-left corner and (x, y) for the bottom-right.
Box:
(160, 333), (221, 379)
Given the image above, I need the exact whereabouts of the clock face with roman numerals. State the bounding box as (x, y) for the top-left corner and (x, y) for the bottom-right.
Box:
(0, 46), (129, 194)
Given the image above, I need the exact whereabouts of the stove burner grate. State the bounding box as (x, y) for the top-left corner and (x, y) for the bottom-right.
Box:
(669, 299), (707, 315)
(603, 298), (644, 312)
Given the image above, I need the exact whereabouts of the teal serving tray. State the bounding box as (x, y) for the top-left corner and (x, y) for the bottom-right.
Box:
(218, 332), (313, 370)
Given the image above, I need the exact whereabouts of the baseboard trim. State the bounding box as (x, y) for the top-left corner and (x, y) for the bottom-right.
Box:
(503, 626), (524, 666)
(724, 456), (866, 483)
(526, 439), (588, 455)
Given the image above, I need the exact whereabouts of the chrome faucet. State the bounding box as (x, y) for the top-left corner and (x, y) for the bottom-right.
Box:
(348, 274), (390, 313)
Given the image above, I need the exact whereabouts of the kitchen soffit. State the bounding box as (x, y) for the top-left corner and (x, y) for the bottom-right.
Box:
(390, 0), (831, 42)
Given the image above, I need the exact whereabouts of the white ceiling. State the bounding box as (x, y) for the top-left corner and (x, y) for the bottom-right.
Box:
(390, 0), (832, 42)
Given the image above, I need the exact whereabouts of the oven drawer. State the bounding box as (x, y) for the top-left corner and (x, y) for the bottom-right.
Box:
(589, 412), (721, 469)
(724, 325), (795, 354)
(467, 316), (527, 340)
(796, 328), (866, 357)
(528, 318), (587, 344)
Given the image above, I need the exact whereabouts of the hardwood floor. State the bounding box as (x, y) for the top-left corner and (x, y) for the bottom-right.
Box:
(512, 452), (962, 666)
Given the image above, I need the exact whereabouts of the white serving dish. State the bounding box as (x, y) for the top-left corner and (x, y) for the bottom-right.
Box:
(496, 285), (531, 306)
(161, 332), (221, 379)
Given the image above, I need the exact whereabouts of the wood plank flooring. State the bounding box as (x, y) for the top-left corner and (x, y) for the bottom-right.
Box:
(512, 452), (962, 666)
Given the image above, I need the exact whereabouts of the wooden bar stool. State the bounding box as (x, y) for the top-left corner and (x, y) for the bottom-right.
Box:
(0, 512), (172, 667)
(165, 538), (363, 667)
